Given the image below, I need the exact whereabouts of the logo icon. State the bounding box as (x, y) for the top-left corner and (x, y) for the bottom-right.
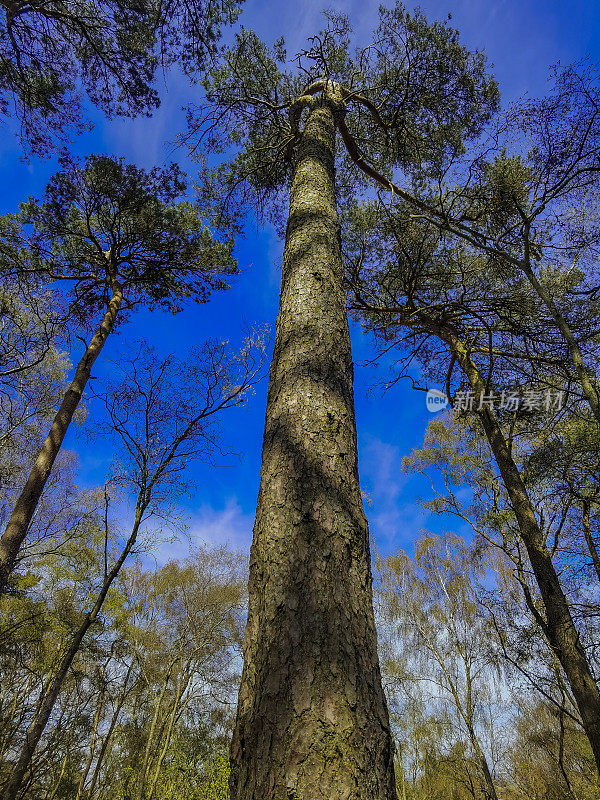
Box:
(426, 388), (449, 413)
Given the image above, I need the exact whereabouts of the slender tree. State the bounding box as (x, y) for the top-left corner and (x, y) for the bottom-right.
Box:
(1, 334), (264, 800)
(402, 412), (600, 796)
(343, 198), (600, 774)
(379, 534), (502, 800)
(0, 154), (236, 595)
(0, 276), (66, 511)
(525, 415), (600, 588)
(188, 5), (498, 796)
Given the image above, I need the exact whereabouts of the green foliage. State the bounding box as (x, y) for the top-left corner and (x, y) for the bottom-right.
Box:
(0, 277), (67, 487)
(187, 1), (498, 226)
(479, 153), (533, 233)
(197, 755), (230, 800)
(0, 0), (244, 154)
(510, 700), (598, 800)
(3, 153), (236, 323)
(0, 534), (244, 800)
(378, 524), (599, 799)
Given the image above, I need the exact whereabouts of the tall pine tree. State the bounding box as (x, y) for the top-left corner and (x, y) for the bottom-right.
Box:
(188, 6), (498, 797)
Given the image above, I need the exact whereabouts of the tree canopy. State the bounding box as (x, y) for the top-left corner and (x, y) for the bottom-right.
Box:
(0, 0), (243, 153)
(184, 3), (498, 227)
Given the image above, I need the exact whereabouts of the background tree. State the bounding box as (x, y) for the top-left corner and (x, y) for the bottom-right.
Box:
(374, 518), (600, 798)
(0, 0), (243, 154)
(0, 332), (265, 800)
(1, 539), (244, 800)
(459, 64), (600, 426)
(399, 411), (599, 792)
(0, 275), (67, 533)
(0, 153), (237, 595)
(118, 549), (244, 800)
(508, 698), (597, 800)
(378, 534), (503, 800)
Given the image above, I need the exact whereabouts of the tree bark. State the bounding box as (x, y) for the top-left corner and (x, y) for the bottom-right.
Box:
(230, 96), (396, 800)
(0, 285), (123, 594)
(443, 328), (600, 776)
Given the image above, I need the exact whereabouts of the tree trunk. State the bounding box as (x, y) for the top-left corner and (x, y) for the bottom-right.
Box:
(136, 669), (171, 800)
(147, 671), (190, 800)
(1, 504), (143, 800)
(75, 680), (106, 800)
(467, 725), (498, 800)
(444, 329), (600, 776)
(47, 749), (69, 800)
(464, 668), (498, 800)
(0, 285), (123, 594)
(86, 661), (135, 800)
(230, 97), (396, 800)
(521, 260), (600, 425)
(582, 500), (600, 585)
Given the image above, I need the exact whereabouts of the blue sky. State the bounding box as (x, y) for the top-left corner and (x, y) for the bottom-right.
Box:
(1, 0), (598, 559)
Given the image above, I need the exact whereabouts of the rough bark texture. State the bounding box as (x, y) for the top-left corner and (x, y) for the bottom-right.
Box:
(444, 329), (600, 776)
(230, 98), (396, 800)
(0, 285), (123, 594)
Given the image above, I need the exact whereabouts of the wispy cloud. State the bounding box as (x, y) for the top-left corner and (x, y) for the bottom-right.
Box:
(360, 436), (427, 552)
(149, 497), (253, 566)
(188, 497), (254, 550)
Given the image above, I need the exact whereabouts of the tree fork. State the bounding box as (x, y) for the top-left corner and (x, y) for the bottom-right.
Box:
(0, 284), (123, 594)
(230, 95), (396, 799)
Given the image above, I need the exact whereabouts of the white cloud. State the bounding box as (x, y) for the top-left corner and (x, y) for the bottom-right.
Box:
(360, 436), (427, 551)
(187, 497), (254, 551)
(148, 498), (253, 566)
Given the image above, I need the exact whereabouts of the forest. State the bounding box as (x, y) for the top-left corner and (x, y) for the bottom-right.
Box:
(0, 0), (599, 798)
